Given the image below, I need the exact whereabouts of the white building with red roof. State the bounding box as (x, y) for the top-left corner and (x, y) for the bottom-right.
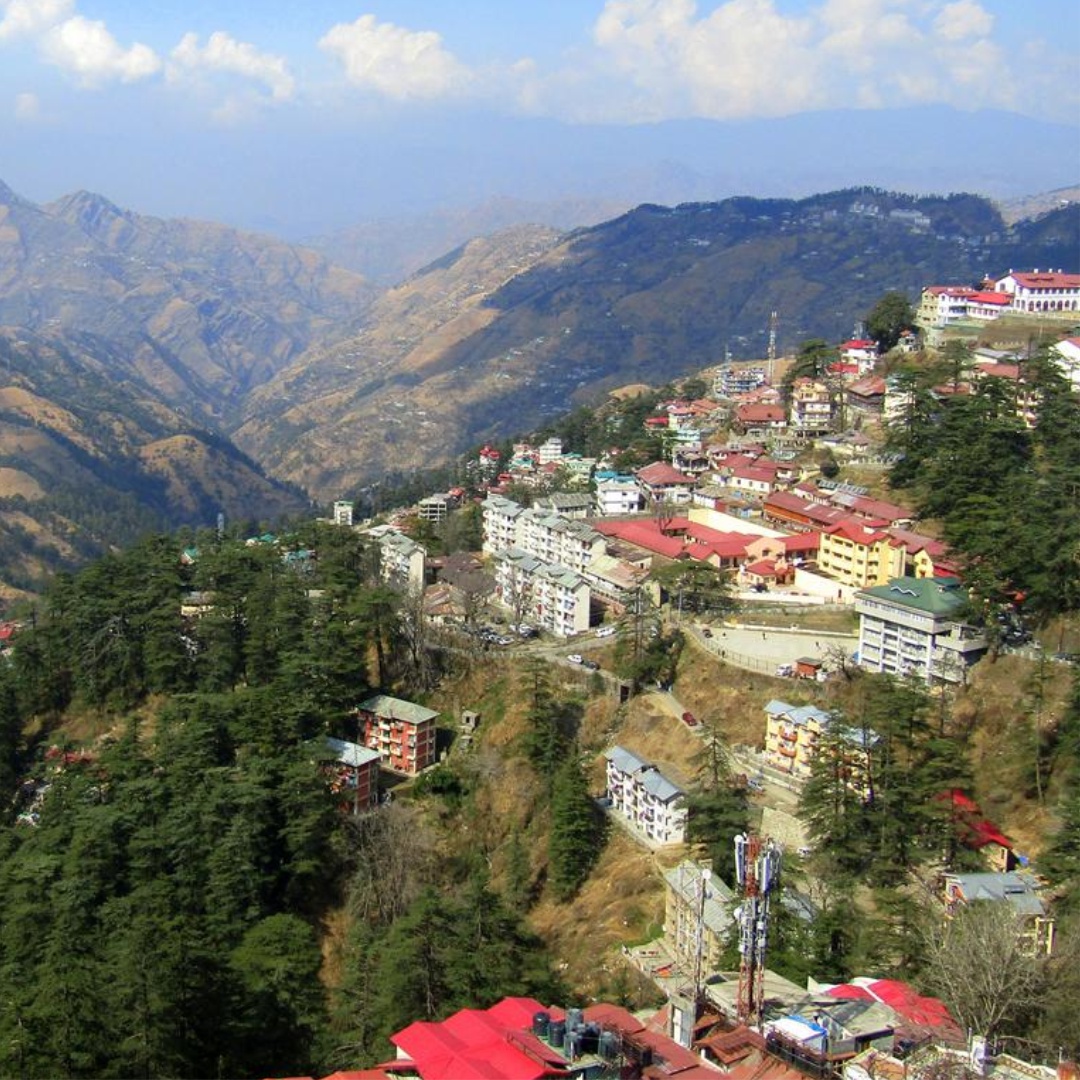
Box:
(635, 462), (697, 506)
(993, 269), (1080, 314)
(838, 338), (879, 373)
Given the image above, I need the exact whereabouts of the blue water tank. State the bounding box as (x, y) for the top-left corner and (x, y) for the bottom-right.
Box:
(549, 1020), (566, 1048)
(532, 1011), (550, 1037)
(566, 1006), (584, 1030)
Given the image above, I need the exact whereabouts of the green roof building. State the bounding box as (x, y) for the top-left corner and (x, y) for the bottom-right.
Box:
(855, 576), (987, 684)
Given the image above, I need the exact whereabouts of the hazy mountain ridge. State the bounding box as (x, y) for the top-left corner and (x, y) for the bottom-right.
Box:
(238, 189), (1080, 500)
(0, 182), (376, 418)
(304, 195), (631, 284)
(0, 327), (307, 594)
(235, 225), (564, 498)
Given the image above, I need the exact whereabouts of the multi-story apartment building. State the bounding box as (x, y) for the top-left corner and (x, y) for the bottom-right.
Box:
(356, 694), (438, 775)
(324, 736), (381, 813)
(483, 495), (607, 571)
(855, 576), (987, 685)
(516, 510), (606, 575)
(417, 493), (454, 524)
(492, 547), (590, 637)
(788, 378), (835, 437)
(604, 745), (687, 846)
(332, 500), (354, 527)
(817, 521), (894, 587)
(481, 494), (527, 555)
(663, 860), (735, 975)
(595, 476), (644, 516)
(764, 699), (877, 789)
(370, 527), (426, 592)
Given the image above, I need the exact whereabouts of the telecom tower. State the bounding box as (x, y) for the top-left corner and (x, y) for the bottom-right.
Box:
(766, 311), (779, 384)
(734, 833), (782, 1027)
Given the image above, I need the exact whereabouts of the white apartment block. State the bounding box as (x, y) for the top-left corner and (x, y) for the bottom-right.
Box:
(417, 493), (453, 524)
(517, 510), (606, 574)
(492, 547), (590, 637)
(537, 437), (564, 465)
(481, 495), (526, 555)
(368, 527), (426, 592)
(604, 745), (687, 846)
(482, 495), (606, 574)
(595, 478), (644, 516)
(856, 576), (987, 685)
(333, 500), (354, 527)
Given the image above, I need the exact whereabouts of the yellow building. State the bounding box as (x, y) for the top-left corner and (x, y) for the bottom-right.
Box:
(764, 699), (876, 789)
(816, 521), (902, 589)
(817, 521), (953, 589)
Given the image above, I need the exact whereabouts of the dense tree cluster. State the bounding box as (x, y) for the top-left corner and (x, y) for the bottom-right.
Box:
(888, 348), (1080, 625)
(0, 522), (565, 1077)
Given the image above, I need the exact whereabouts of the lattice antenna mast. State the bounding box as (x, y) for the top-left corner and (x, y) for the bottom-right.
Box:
(766, 311), (779, 384)
(734, 833), (782, 1027)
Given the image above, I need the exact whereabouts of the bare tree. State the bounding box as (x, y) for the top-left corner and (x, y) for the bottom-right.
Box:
(344, 803), (435, 927)
(920, 901), (1047, 1038)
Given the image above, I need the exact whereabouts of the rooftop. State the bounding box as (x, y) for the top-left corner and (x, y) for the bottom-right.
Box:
(857, 576), (968, 616)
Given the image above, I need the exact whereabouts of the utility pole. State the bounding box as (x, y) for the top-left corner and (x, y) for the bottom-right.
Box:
(767, 311), (779, 385)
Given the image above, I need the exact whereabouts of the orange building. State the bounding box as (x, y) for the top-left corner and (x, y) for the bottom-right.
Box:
(357, 694), (438, 775)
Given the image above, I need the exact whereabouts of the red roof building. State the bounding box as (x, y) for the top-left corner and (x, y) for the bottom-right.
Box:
(374, 996), (733, 1080)
(733, 403), (787, 433)
(938, 789), (1016, 871)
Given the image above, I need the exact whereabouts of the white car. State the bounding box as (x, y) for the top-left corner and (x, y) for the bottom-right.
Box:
(595, 625), (617, 638)
(567, 654), (584, 664)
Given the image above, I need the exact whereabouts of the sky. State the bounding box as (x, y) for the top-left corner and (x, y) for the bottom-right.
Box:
(1, 0), (1078, 234)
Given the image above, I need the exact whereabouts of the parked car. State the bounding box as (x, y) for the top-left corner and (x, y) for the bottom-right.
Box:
(581, 659), (600, 671)
(567, 654), (584, 664)
(595, 625), (617, 638)
(681, 711), (698, 727)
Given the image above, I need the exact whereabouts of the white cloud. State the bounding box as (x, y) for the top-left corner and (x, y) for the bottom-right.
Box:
(0, 0), (72, 41)
(40, 14), (159, 84)
(13, 89), (42, 121)
(319, 14), (473, 101)
(169, 31), (295, 102)
(580, 0), (1022, 121)
(934, 0), (995, 42)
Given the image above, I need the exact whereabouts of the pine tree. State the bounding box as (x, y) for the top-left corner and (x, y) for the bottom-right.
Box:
(548, 753), (603, 902)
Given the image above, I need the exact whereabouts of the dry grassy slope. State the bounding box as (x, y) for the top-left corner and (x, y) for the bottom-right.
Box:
(425, 635), (1076, 995)
(424, 643), (796, 997)
(0, 182), (375, 417)
(234, 225), (563, 499)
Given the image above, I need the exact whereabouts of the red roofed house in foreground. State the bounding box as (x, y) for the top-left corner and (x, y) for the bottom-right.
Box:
(376, 996), (751, 1080)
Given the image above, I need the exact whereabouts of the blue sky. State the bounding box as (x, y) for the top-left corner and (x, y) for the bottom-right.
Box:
(1, 0), (1077, 232)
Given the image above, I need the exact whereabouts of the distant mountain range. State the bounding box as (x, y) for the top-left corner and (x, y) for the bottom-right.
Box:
(0, 181), (373, 592)
(237, 189), (1079, 499)
(0, 181), (374, 421)
(0, 175), (1077, 593)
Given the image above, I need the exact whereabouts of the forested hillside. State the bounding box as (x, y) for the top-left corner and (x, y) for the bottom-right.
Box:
(0, 328), (307, 597)
(0, 519), (591, 1077)
(238, 190), (1080, 497)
